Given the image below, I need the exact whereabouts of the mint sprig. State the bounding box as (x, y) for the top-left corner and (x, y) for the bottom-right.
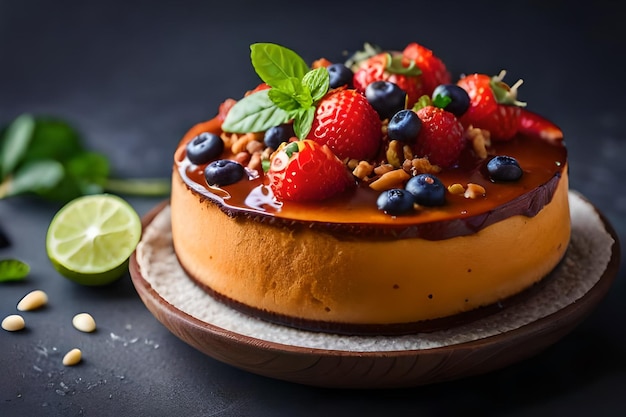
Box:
(0, 114), (171, 202)
(222, 43), (329, 139)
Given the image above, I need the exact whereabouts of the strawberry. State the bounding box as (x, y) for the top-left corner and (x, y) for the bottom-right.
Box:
(353, 43), (450, 108)
(414, 105), (466, 168)
(353, 52), (424, 108)
(266, 140), (355, 201)
(401, 42), (451, 96)
(456, 71), (525, 141)
(518, 108), (564, 142)
(306, 89), (382, 161)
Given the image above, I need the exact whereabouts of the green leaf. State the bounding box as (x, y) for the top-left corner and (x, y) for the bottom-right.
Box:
(34, 152), (109, 202)
(412, 95), (433, 112)
(432, 93), (452, 109)
(21, 118), (84, 165)
(268, 77), (313, 110)
(386, 53), (422, 76)
(0, 259), (30, 282)
(251, 43), (309, 89)
(1, 114), (35, 179)
(293, 106), (316, 139)
(222, 90), (290, 133)
(5, 160), (64, 197)
(302, 67), (330, 102)
(268, 89), (301, 112)
(66, 152), (110, 190)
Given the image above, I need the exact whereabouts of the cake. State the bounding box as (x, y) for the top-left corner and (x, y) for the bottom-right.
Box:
(170, 42), (569, 335)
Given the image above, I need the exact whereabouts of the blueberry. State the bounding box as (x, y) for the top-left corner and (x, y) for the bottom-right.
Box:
(377, 188), (415, 215)
(486, 155), (523, 181)
(264, 124), (295, 150)
(405, 174), (446, 206)
(387, 110), (421, 143)
(186, 132), (224, 165)
(204, 160), (246, 186)
(365, 81), (407, 120)
(327, 63), (353, 89)
(431, 84), (471, 117)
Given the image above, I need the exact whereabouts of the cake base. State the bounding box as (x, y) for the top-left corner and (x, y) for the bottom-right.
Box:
(130, 191), (619, 388)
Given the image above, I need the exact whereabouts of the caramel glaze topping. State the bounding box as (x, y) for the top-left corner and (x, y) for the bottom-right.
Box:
(175, 132), (566, 241)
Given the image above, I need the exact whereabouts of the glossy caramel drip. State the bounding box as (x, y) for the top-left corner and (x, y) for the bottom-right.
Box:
(175, 122), (567, 240)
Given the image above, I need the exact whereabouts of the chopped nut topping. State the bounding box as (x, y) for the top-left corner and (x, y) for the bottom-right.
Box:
(386, 140), (404, 168)
(406, 157), (441, 175)
(246, 139), (264, 154)
(352, 160), (375, 180)
(373, 163), (395, 176)
(220, 132), (237, 149)
(369, 169), (410, 191)
(231, 132), (262, 154)
(346, 158), (360, 170)
(248, 152), (263, 171)
(403, 145), (413, 161)
(465, 126), (491, 159)
(464, 183), (486, 199)
(234, 151), (250, 166)
(448, 183), (466, 195)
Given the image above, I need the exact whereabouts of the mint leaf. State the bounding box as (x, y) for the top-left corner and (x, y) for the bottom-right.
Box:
(0, 259), (30, 282)
(34, 152), (110, 202)
(222, 89), (290, 133)
(251, 43), (309, 89)
(268, 89), (301, 112)
(66, 151), (110, 193)
(225, 43), (330, 141)
(268, 77), (311, 111)
(21, 118), (83, 165)
(302, 67), (330, 102)
(3, 160), (64, 197)
(293, 106), (315, 139)
(1, 114), (35, 179)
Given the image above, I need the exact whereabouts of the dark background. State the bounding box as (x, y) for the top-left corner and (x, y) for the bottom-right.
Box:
(1, 1), (625, 416)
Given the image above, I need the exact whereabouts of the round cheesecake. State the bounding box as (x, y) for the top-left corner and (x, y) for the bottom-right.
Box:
(169, 42), (570, 335)
(171, 120), (569, 335)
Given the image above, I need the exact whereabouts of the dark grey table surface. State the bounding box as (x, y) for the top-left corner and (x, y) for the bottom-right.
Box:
(1, 1), (625, 416)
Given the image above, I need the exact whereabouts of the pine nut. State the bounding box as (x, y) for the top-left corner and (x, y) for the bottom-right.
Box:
(62, 348), (82, 366)
(369, 169), (410, 191)
(2, 314), (25, 331)
(16, 289), (48, 311)
(72, 313), (96, 333)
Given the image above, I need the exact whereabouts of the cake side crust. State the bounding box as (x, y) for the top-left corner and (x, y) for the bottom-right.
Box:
(171, 168), (570, 329)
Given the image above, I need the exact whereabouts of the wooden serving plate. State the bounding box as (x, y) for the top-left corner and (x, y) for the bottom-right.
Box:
(129, 192), (620, 389)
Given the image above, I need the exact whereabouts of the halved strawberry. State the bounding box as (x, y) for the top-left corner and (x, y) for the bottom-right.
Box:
(414, 105), (466, 168)
(266, 140), (355, 201)
(456, 71), (525, 141)
(518, 108), (563, 142)
(306, 89), (382, 161)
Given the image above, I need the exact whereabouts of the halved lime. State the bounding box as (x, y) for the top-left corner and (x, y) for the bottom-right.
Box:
(46, 194), (142, 285)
